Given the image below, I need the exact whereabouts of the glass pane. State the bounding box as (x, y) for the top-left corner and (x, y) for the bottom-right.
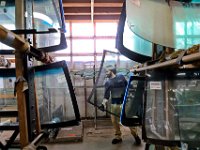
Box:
(145, 71), (180, 141)
(123, 21), (152, 57)
(120, 76), (145, 126)
(65, 22), (70, 37)
(88, 50), (137, 117)
(72, 39), (94, 54)
(0, 0), (64, 31)
(35, 67), (76, 124)
(0, 69), (17, 124)
(175, 22), (185, 35)
(72, 22), (94, 37)
(0, 2), (15, 26)
(126, 0), (200, 49)
(145, 70), (200, 148)
(125, 79), (144, 119)
(33, 0), (63, 31)
(54, 56), (71, 62)
(193, 22), (200, 35)
(96, 22), (118, 36)
(36, 33), (60, 48)
(55, 39), (71, 54)
(96, 39), (116, 53)
(176, 38), (185, 49)
(0, 76), (16, 107)
(73, 56), (94, 62)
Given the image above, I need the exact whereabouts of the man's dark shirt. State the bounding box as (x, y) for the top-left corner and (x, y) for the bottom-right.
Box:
(104, 74), (127, 104)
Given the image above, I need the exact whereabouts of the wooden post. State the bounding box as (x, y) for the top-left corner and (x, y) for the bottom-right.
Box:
(15, 0), (29, 148)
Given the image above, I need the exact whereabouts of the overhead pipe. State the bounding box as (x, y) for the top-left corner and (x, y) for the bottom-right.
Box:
(132, 52), (200, 72)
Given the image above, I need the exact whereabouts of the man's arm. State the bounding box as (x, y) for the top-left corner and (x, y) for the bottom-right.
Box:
(99, 81), (110, 111)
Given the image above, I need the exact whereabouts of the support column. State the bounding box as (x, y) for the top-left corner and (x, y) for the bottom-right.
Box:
(15, 0), (29, 148)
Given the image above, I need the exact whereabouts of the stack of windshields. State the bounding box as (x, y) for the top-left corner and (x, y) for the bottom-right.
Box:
(0, 68), (17, 124)
(0, 0), (66, 53)
(123, 0), (200, 51)
(87, 50), (136, 117)
(172, 70), (200, 149)
(144, 69), (200, 149)
(120, 76), (145, 126)
(0, 61), (80, 128)
(33, 61), (80, 128)
(116, 2), (152, 63)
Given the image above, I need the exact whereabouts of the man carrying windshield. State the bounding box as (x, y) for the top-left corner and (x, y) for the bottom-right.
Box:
(99, 65), (141, 145)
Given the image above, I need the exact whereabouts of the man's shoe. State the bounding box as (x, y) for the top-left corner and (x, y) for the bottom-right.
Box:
(112, 138), (122, 144)
(134, 135), (141, 145)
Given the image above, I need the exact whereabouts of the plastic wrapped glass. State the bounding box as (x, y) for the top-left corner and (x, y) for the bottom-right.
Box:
(126, 0), (200, 49)
(145, 70), (200, 148)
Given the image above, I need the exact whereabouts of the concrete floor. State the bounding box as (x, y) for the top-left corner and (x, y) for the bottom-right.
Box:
(44, 125), (145, 150)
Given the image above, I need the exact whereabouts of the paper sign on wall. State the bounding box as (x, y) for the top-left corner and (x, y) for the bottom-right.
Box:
(0, 78), (3, 88)
(150, 81), (162, 90)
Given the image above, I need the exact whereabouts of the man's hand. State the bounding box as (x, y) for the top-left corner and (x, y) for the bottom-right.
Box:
(99, 104), (105, 111)
(99, 98), (108, 111)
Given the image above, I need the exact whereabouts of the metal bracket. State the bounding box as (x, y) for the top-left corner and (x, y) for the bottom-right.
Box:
(14, 76), (28, 96)
(176, 50), (187, 65)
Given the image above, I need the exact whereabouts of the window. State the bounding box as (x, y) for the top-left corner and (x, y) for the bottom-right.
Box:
(96, 39), (116, 53)
(72, 39), (94, 54)
(96, 22), (118, 36)
(72, 22), (94, 37)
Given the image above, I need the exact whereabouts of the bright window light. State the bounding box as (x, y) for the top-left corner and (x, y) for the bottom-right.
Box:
(33, 12), (53, 26)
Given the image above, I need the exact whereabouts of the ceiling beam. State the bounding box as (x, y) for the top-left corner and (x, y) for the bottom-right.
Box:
(65, 14), (120, 21)
(62, 0), (123, 3)
(63, 7), (121, 13)
(63, 2), (123, 7)
(64, 12), (121, 15)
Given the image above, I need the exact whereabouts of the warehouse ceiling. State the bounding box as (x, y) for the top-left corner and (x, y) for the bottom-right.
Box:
(62, 0), (124, 21)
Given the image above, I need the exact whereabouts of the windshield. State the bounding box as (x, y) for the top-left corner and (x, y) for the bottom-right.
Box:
(0, 0), (64, 31)
(126, 0), (200, 49)
(0, 0), (66, 52)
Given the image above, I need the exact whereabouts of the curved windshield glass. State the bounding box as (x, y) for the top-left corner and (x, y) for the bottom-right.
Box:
(116, 2), (152, 63)
(126, 0), (200, 49)
(0, 0), (64, 31)
(88, 50), (137, 117)
(0, 0), (66, 52)
(34, 61), (80, 126)
(123, 21), (152, 57)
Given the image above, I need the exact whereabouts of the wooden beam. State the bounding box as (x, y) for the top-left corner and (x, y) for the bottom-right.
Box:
(63, 7), (91, 13)
(0, 94), (16, 99)
(63, 2), (123, 7)
(65, 14), (120, 21)
(63, 7), (122, 14)
(62, 0), (90, 3)
(94, 7), (122, 13)
(62, 0), (123, 3)
(64, 12), (121, 15)
(15, 0), (29, 147)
